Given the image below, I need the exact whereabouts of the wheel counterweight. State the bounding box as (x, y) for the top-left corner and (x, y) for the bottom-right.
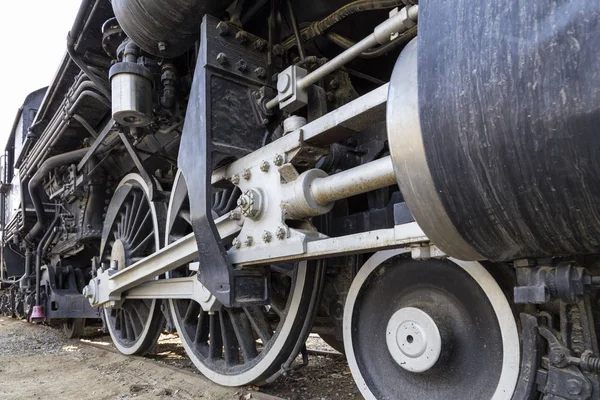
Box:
(344, 250), (520, 399)
(101, 174), (166, 355)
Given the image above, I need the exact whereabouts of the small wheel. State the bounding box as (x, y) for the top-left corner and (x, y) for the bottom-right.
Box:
(344, 250), (520, 400)
(100, 173), (166, 355)
(63, 318), (85, 339)
(166, 171), (319, 386)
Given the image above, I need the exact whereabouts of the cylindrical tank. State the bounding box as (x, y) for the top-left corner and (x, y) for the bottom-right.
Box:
(388, 0), (600, 262)
(112, 0), (234, 58)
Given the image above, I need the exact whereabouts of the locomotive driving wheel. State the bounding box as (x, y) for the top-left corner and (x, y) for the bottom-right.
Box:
(100, 173), (166, 355)
(166, 171), (319, 386)
(344, 250), (521, 400)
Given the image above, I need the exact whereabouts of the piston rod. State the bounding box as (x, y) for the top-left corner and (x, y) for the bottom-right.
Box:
(311, 156), (396, 205)
(267, 5), (417, 110)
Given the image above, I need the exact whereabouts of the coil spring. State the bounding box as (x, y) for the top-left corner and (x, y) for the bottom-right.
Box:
(580, 351), (600, 373)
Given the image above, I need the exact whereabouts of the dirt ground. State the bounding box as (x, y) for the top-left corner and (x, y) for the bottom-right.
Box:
(0, 318), (361, 400)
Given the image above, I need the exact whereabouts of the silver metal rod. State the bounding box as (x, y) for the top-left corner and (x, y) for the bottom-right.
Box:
(311, 156), (396, 206)
(267, 5), (417, 110)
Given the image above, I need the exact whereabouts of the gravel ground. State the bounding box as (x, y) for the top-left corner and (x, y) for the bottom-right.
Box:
(0, 317), (361, 400)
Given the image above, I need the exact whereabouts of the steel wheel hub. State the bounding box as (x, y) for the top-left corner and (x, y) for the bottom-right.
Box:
(386, 307), (441, 373)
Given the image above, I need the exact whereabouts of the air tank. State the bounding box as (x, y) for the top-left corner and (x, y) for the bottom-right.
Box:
(112, 0), (234, 58)
(388, 0), (600, 262)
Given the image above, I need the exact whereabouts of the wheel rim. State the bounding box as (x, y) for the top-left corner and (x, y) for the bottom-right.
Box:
(344, 250), (520, 400)
(101, 173), (166, 355)
(166, 171), (316, 386)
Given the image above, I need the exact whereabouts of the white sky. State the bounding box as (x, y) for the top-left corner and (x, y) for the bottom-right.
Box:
(0, 0), (82, 149)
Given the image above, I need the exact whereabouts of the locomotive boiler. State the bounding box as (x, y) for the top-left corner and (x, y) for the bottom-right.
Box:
(1, 0), (600, 398)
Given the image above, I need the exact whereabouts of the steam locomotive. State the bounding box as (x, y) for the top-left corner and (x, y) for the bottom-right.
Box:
(1, 0), (600, 398)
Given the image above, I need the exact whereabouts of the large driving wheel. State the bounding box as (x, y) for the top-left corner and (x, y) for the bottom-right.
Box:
(166, 171), (319, 386)
(344, 250), (521, 399)
(100, 173), (166, 355)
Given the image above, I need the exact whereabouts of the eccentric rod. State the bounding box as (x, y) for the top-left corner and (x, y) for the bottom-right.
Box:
(267, 5), (418, 110)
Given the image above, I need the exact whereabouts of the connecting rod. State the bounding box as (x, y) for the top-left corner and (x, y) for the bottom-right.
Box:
(83, 85), (419, 307)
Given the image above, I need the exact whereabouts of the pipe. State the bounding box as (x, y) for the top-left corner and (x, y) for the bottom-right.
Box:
(66, 36), (111, 99)
(19, 248), (33, 289)
(282, 0), (405, 49)
(267, 5), (418, 109)
(325, 25), (417, 59)
(285, 0), (306, 60)
(24, 148), (90, 244)
(35, 215), (60, 307)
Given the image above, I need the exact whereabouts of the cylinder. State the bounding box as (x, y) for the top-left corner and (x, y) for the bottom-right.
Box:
(388, 0), (600, 262)
(112, 0), (234, 58)
(109, 62), (153, 127)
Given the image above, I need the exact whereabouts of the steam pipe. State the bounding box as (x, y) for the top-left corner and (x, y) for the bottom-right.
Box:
(24, 148), (90, 244)
(19, 248), (33, 289)
(35, 215), (60, 307)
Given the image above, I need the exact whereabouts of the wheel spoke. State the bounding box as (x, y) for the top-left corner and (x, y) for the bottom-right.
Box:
(244, 306), (273, 343)
(195, 311), (209, 343)
(208, 313), (223, 359)
(184, 301), (200, 324)
(129, 209), (151, 245)
(220, 311), (240, 366)
(130, 231), (154, 256)
(126, 200), (148, 242)
(229, 309), (258, 361)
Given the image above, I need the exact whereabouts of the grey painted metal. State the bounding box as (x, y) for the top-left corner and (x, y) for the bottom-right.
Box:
(124, 276), (221, 312)
(267, 5), (417, 110)
(387, 38), (483, 261)
(385, 307), (442, 373)
(310, 156), (396, 206)
(84, 85), (398, 306)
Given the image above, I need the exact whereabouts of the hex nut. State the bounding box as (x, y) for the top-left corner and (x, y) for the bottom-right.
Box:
(235, 31), (248, 44)
(232, 238), (241, 249)
(275, 227), (286, 240)
(273, 154), (284, 166)
(230, 174), (240, 185)
(260, 161), (270, 172)
(254, 67), (266, 78)
(245, 235), (254, 246)
(216, 21), (230, 36)
(253, 39), (266, 51)
(242, 168), (251, 180)
(236, 59), (248, 72)
(262, 231), (272, 243)
(216, 52), (228, 65)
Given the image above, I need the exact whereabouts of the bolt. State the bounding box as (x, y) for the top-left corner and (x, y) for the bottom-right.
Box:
(216, 21), (230, 36)
(230, 174), (240, 185)
(229, 209), (242, 221)
(260, 161), (270, 172)
(275, 227), (286, 240)
(273, 44), (285, 56)
(273, 154), (284, 166)
(158, 41), (167, 52)
(242, 168), (251, 180)
(566, 379), (583, 395)
(262, 231), (272, 243)
(261, 118), (270, 127)
(216, 52), (228, 65)
(237, 196), (249, 208)
(245, 235), (253, 246)
(277, 73), (291, 93)
(235, 31), (248, 44)
(236, 59), (248, 72)
(232, 238), (241, 249)
(253, 39), (266, 52)
(254, 67), (266, 79)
